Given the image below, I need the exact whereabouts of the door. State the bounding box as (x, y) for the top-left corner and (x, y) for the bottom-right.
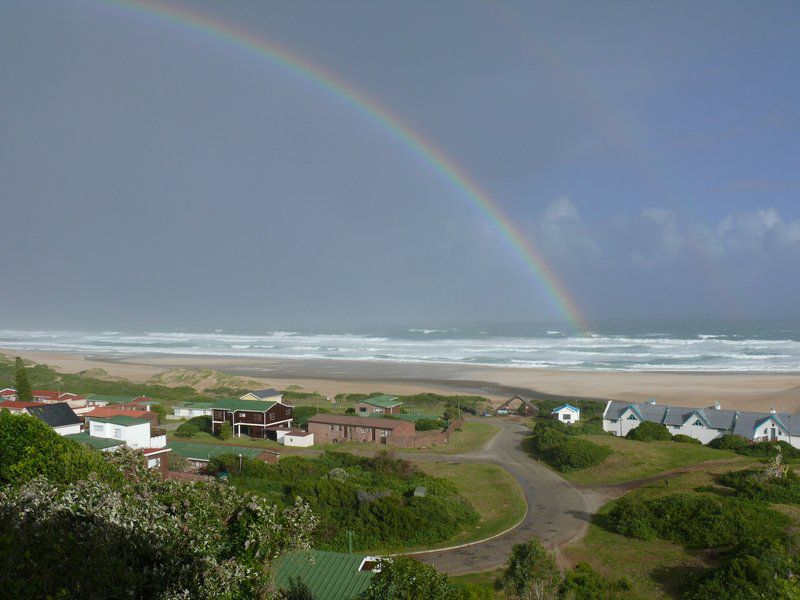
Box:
(771, 427), (776, 440)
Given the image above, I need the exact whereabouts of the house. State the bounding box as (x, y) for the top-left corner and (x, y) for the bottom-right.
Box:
(171, 401), (213, 419)
(168, 441), (279, 471)
(269, 427), (315, 447)
(210, 398), (293, 438)
(64, 432), (124, 452)
(0, 388), (17, 400)
(495, 395), (538, 416)
(273, 550), (378, 600)
(0, 400), (40, 414)
(355, 395), (402, 415)
(25, 403), (83, 435)
(240, 388), (283, 402)
(84, 415), (170, 469)
(83, 406), (159, 428)
(307, 413), (415, 445)
(551, 404), (580, 424)
(602, 399), (800, 447)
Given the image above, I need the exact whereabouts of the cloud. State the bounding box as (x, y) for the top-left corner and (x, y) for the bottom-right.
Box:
(542, 196), (579, 222)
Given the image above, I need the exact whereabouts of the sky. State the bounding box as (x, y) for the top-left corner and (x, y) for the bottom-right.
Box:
(1, 0), (799, 331)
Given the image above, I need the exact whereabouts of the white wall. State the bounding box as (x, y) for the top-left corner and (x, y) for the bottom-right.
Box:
(282, 433), (314, 447)
(173, 407), (212, 419)
(53, 423), (82, 436)
(667, 422), (723, 444)
(89, 420), (151, 449)
(554, 408), (580, 424)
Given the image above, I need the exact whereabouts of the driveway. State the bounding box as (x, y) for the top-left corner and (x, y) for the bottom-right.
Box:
(405, 419), (592, 575)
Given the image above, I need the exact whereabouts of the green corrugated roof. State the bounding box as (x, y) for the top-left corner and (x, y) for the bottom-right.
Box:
(174, 402), (214, 409)
(65, 432), (123, 450)
(390, 413), (438, 422)
(168, 441), (266, 461)
(90, 415), (150, 426)
(360, 395), (401, 408)
(211, 398), (277, 412)
(274, 550), (375, 600)
(87, 394), (138, 404)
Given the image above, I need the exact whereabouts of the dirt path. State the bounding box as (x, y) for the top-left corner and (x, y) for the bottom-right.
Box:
(405, 420), (592, 575)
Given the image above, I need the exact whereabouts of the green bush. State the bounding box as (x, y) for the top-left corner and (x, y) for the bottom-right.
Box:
(707, 434), (749, 452)
(293, 406), (330, 427)
(175, 422), (200, 438)
(525, 426), (611, 472)
(561, 562), (609, 600)
(607, 493), (789, 548)
(718, 468), (800, 504)
(415, 418), (445, 432)
(672, 434), (702, 445)
(625, 421), (672, 442)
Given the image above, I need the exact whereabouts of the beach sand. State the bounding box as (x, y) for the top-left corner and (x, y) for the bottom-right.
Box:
(7, 348), (800, 413)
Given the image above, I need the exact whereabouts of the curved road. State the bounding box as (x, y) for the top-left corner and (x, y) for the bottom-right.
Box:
(404, 420), (592, 575)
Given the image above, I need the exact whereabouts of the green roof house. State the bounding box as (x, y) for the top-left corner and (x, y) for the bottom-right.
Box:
(274, 550), (378, 600)
(356, 395), (402, 416)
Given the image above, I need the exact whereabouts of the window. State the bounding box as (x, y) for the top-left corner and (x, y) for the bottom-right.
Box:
(287, 407), (292, 415)
(268, 413), (275, 421)
(627, 414), (638, 420)
(563, 413), (571, 421)
(693, 419), (703, 426)
(375, 408), (383, 413)
(360, 427), (367, 433)
(330, 425), (334, 431)
(380, 429), (388, 437)
(113, 428), (122, 439)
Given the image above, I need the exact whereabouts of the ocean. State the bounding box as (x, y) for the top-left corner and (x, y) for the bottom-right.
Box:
(1, 321), (800, 372)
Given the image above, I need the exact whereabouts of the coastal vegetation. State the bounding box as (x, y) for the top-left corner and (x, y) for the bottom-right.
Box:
(207, 450), (480, 552)
(0, 412), (315, 599)
(524, 419), (612, 472)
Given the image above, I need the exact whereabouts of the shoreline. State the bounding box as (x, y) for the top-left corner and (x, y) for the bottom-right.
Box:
(5, 348), (800, 412)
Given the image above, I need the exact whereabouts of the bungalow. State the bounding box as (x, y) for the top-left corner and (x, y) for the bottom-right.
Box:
(307, 413), (415, 445)
(25, 403), (83, 435)
(85, 415), (170, 469)
(355, 395), (402, 416)
(168, 441), (279, 471)
(269, 427), (315, 447)
(552, 404), (581, 424)
(210, 398), (293, 438)
(0, 387), (17, 400)
(0, 400), (40, 414)
(171, 401), (213, 420)
(240, 388), (283, 402)
(83, 406), (159, 428)
(274, 550), (379, 600)
(602, 399), (800, 448)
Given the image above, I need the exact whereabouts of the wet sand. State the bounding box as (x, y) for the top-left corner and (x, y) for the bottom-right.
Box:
(6, 349), (800, 412)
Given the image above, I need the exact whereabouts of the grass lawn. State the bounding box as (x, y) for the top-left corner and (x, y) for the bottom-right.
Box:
(559, 434), (748, 485)
(400, 421), (500, 455)
(563, 462), (762, 598)
(407, 461), (526, 551)
(167, 431), (283, 451)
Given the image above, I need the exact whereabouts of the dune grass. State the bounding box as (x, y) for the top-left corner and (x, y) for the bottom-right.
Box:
(558, 434), (748, 485)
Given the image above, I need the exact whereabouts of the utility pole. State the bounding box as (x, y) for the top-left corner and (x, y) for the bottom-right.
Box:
(347, 530), (353, 554)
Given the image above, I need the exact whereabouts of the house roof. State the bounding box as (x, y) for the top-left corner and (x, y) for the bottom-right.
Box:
(360, 395), (401, 408)
(551, 403), (580, 414)
(25, 403), (83, 428)
(274, 550), (375, 600)
(0, 387), (16, 395)
(168, 441), (266, 461)
(0, 400), (40, 410)
(308, 413), (410, 429)
(65, 432), (123, 450)
(242, 388), (282, 400)
(86, 394), (140, 404)
(85, 407), (154, 420)
(90, 415), (150, 426)
(212, 399), (278, 412)
(174, 401), (214, 409)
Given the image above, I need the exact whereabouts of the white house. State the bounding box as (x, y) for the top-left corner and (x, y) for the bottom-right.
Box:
(171, 401), (213, 420)
(602, 399), (800, 448)
(240, 388), (283, 402)
(551, 404), (580, 424)
(273, 428), (315, 447)
(88, 415), (166, 450)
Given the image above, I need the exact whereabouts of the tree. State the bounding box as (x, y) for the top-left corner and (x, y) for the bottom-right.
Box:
(219, 421), (233, 440)
(500, 540), (562, 600)
(358, 557), (456, 600)
(149, 403), (167, 424)
(166, 452), (189, 473)
(14, 357), (33, 403)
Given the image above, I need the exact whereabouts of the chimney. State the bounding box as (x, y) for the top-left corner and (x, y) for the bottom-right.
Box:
(712, 401), (721, 410)
(770, 406), (777, 415)
(648, 398), (656, 405)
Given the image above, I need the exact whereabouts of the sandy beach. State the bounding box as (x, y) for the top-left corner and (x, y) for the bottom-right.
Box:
(6, 348), (800, 413)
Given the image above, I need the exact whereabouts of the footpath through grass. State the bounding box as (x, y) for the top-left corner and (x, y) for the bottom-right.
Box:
(408, 461), (527, 551)
(558, 434), (746, 485)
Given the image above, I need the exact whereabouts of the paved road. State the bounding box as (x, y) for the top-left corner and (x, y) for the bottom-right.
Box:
(405, 420), (591, 575)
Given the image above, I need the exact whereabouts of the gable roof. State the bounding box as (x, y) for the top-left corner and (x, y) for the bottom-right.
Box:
(274, 550), (375, 600)
(360, 395), (401, 408)
(174, 401), (214, 409)
(25, 403), (82, 428)
(90, 415), (150, 427)
(551, 403), (580, 414)
(85, 407), (154, 421)
(241, 388), (282, 400)
(0, 400), (40, 410)
(212, 399), (278, 412)
(308, 413), (410, 429)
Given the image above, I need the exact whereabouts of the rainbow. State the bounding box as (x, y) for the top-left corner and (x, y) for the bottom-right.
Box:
(103, 0), (586, 331)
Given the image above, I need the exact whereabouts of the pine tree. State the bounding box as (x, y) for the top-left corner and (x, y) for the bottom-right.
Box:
(14, 357), (33, 403)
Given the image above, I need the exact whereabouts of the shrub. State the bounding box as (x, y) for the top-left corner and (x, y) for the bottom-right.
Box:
(672, 434), (702, 444)
(561, 562), (609, 600)
(293, 406), (330, 427)
(625, 421), (672, 442)
(149, 403), (167, 424)
(708, 434), (749, 452)
(166, 452), (189, 472)
(358, 557), (456, 600)
(185, 415), (212, 433)
(718, 468), (800, 504)
(525, 425), (611, 472)
(500, 540), (562, 600)
(415, 418), (445, 432)
(218, 421), (232, 440)
(175, 422), (199, 438)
